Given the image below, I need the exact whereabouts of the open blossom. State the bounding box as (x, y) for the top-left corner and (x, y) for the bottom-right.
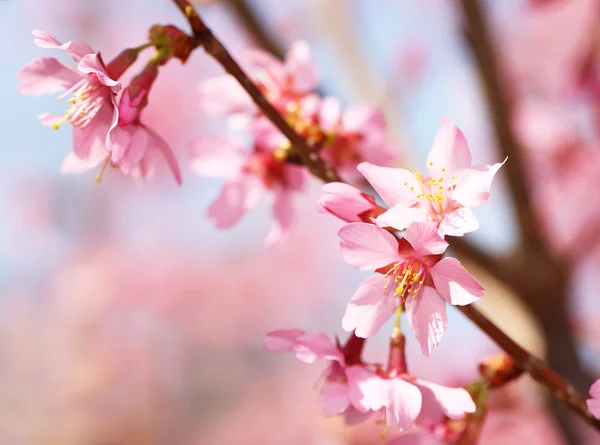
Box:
(317, 182), (385, 223)
(359, 119), (504, 237)
(18, 30), (121, 174)
(587, 380), (600, 419)
(339, 221), (484, 355)
(264, 330), (475, 431)
(189, 121), (305, 246)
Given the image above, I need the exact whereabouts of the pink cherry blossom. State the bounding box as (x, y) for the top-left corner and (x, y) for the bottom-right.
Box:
(189, 122), (305, 246)
(339, 221), (484, 355)
(317, 98), (399, 177)
(358, 118), (504, 237)
(587, 380), (600, 419)
(264, 329), (384, 423)
(18, 30), (121, 175)
(317, 182), (385, 223)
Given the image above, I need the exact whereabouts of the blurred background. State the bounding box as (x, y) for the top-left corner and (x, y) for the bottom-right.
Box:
(1, 0), (600, 443)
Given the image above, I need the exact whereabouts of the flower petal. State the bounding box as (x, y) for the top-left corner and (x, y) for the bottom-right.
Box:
(318, 182), (376, 222)
(452, 160), (506, 207)
(318, 96), (342, 132)
(588, 399), (600, 420)
(207, 176), (264, 229)
(342, 105), (385, 135)
(285, 40), (318, 93)
(17, 58), (81, 95)
(197, 75), (255, 116)
(376, 204), (428, 231)
(427, 118), (472, 177)
(295, 332), (343, 363)
(346, 365), (386, 412)
(414, 378), (476, 423)
(357, 162), (419, 208)
(381, 378), (422, 431)
(339, 222), (400, 270)
(32, 30), (94, 62)
(189, 134), (247, 179)
(429, 258), (484, 306)
(145, 127), (182, 185)
(405, 286), (448, 357)
(590, 380), (600, 399)
(263, 329), (306, 352)
(319, 382), (350, 415)
(265, 191), (294, 247)
(438, 207), (479, 237)
(77, 54), (120, 89)
(343, 407), (375, 426)
(405, 221), (449, 257)
(342, 275), (398, 338)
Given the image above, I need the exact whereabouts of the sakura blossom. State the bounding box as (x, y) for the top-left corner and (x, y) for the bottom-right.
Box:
(588, 380), (600, 420)
(339, 221), (484, 355)
(317, 182), (384, 223)
(18, 31), (121, 175)
(358, 118), (504, 237)
(189, 120), (305, 246)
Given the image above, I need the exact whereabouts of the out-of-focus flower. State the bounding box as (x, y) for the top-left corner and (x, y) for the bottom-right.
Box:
(18, 30), (121, 175)
(189, 122), (305, 246)
(317, 182), (384, 223)
(339, 222), (483, 355)
(359, 119), (504, 237)
(587, 380), (600, 419)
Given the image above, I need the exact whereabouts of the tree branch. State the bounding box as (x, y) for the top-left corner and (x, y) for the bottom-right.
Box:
(171, 0), (600, 432)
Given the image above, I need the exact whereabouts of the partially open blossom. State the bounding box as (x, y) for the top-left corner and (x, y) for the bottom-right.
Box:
(189, 122), (305, 246)
(587, 380), (600, 419)
(339, 221), (484, 355)
(318, 98), (399, 178)
(358, 119), (504, 237)
(18, 30), (121, 175)
(317, 182), (384, 223)
(264, 329), (383, 424)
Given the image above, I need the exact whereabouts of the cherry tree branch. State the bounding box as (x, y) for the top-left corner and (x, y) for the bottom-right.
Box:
(170, 0), (600, 431)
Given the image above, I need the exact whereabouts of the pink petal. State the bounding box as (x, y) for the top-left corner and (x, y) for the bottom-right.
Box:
(405, 221), (449, 257)
(357, 162), (419, 208)
(427, 118), (472, 177)
(318, 382), (350, 415)
(343, 407), (375, 426)
(285, 41), (318, 93)
(294, 332), (343, 363)
(357, 139), (398, 169)
(346, 365), (386, 412)
(438, 207), (479, 237)
(146, 127), (182, 185)
(342, 275), (398, 338)
(414, 379), (476, 421)
(18, 58), (81, 95)
(32, 30), (94, 62)
(318, 96), (342, 132)
(108, 125), (132, 164)
(339, 222), (400, 270)
(380, 378), (422, 431)
(246, 48), (286, 86)
(429, 258), (484, 306)
(282, 163), (306, 192)
(77, 54), (120, 89)
(452, 160), (506, 207)
(265, 191), (294, 247)
(317, 182), (375, 222)
(119, 126), (148, 173)
(263, 329), (306, 352)
(588, 399), (600, 420)
(342, 105), (385, 135)
(197, 75), (255, 116)
(60, 150), (104, 174)
(38, 113), (63, 127)
(189, 134), (247, 179)
(405, 286), (448, 357)
(207, 176), (264, 229)
(376, 205), (428, 231)
(590, 380), (600, 399)
(71, 104), (112, 160)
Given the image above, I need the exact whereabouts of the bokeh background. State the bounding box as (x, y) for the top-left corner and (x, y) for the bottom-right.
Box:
(1, 0), (600, 444)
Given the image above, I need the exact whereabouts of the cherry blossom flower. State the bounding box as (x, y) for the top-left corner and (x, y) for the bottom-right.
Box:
(317, 97), (399, 178)
(339, 221), (484, 355)
(587, 380), (600, 419)
(358, 119), (504, 237)
(317, 182), (384, 223)
(264, 329), (383, 424)
(189, 121), (305, 246)
(18, 30), (121, 175)
(264, 330), (475, 432)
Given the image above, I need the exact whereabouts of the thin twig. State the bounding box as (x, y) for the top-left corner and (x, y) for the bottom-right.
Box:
(171, 0), (600, 431)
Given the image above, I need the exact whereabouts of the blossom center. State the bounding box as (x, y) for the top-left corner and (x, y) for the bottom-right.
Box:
(383, 259), (426, 302)
(403, 164), (457, 220)
(54, 76), (106, 130)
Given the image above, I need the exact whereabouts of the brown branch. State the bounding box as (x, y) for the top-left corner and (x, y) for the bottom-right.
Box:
(170, 0), (600, 432)
(172, 0), (340, 183)
(459, 304), (600, 430)
(460, 0), (544, 251)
